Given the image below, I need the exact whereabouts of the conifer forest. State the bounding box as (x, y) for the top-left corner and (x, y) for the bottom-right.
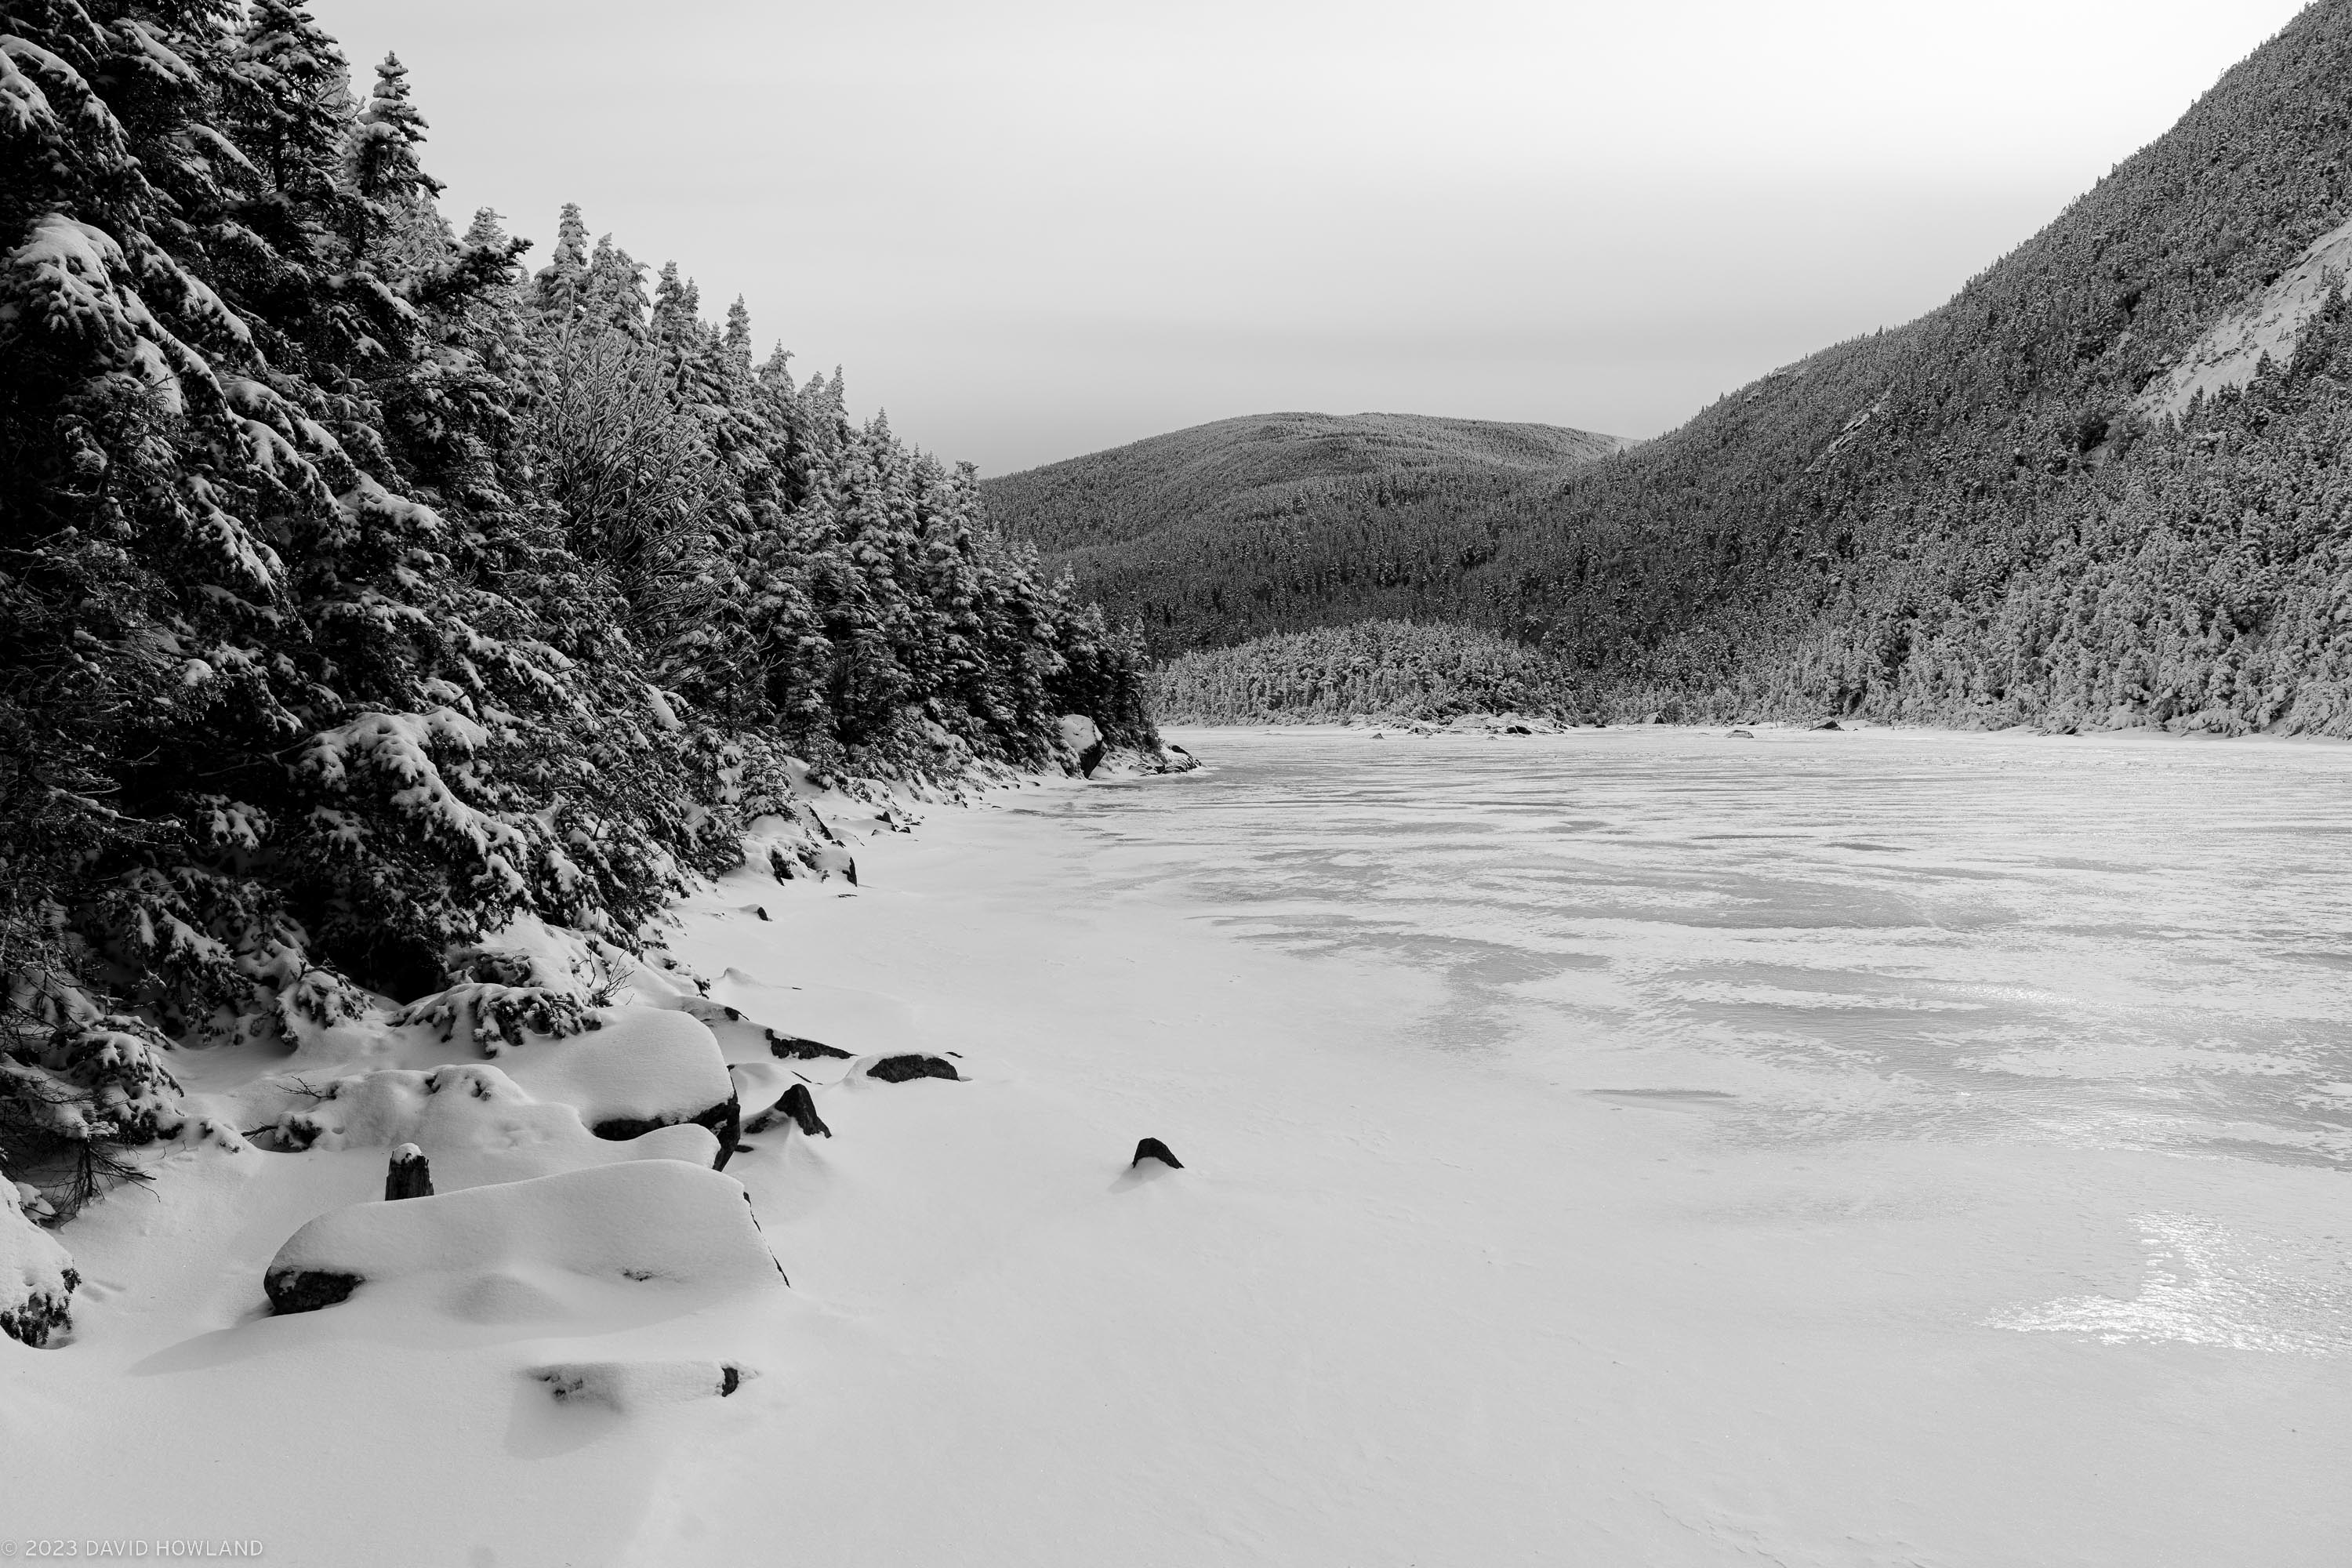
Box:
(0, 0), (1156, 1195)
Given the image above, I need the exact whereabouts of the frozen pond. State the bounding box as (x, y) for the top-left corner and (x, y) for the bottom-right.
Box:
(1093, 726), (2352, 1177)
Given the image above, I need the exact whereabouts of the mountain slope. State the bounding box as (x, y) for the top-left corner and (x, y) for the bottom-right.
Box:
(1006, 1), (2352, 733)
(981, 412), (1628, 611)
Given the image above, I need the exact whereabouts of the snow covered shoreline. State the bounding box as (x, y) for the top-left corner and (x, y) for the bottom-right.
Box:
(8, 728), (2350, 1566)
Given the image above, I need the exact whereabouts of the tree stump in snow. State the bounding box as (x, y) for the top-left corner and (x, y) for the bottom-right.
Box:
(384, 1143), (433, 1200)
(866, 1054), (960, 1083)
(1131, 1138), (1183, 1170)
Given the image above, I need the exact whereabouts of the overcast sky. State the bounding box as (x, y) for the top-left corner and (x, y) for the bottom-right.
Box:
(314, 0), (2310, 475)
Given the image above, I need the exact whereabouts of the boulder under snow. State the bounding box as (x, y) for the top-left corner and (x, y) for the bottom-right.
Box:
(264, 1160), (785, 1316)
(260, 1062), (720, 1178)
(495, 1008), (739, 1150)
(1058, 713), (1106, 777)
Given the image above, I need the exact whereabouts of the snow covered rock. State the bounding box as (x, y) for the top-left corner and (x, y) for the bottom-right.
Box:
(1090, 742), (1203, 779)
(744, 1083), (829, 1140)
(496, 1008), (739, 1155)
(2, 1183), (78, 1347)
(258, 1062), (720, 1178)
(530, 1359), (754, 1411)
(264, 1161), (785, 1316)
(1058, 713), (1106, 777)
(761, 837), (859, 884)
(767, 1030), (851, 1061)
(807, 844), (859, 884)
(863, 1054), (961, 1083)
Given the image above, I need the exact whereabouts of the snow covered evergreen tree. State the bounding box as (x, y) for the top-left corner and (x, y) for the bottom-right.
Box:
(0, 8), (1158, 1217)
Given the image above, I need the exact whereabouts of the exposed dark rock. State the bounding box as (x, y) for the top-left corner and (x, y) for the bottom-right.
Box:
(768, 1029), (851, 1061)
(746, 1082), (831, 1139)
(866, 1054), (960, 1083)
(590, 1094), (742, 1171)
(1078, 735), (1107, 776)
(720, 1364), (743, 1396)
(1131, 1138), (1183, 1169)
(267, 1267), (361, 1315)
(384, 1145), (433, 1200)
(1813, 720), (1843, 731)
(1504, 724), (1532, 735)
(1727, 728), (1755, 739)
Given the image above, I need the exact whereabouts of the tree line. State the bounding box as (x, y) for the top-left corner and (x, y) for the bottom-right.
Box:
(0, 0), (1154, 1200)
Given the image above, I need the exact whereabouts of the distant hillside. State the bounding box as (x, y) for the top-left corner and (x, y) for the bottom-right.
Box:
(982, 412), (1628, 641)
(1152, 621), (1585, 724)
(1003, 2), (2352, 735)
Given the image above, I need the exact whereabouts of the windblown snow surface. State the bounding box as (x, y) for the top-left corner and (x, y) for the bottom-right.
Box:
(8, 725), (2352, 1566)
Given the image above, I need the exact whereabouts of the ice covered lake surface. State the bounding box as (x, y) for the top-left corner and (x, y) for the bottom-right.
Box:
(1137, 725), (2352, 1178)
(13, 724), (2350, 1568)
(864, 723), (2352, 1565)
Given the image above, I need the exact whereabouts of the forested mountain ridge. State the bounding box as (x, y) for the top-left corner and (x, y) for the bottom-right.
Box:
(1011, 2), (2352, 734)
(981, 411), (1628, 620)
(0, 0), (1159, 1218)
(1152, 621), (1577, 724)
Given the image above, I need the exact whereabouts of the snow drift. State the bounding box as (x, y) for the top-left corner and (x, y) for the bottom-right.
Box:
(263, 1160), (785, 1316)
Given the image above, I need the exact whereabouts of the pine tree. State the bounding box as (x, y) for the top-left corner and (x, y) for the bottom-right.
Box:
(349, 53), (441, 223)
(724, 296), (753, 377)
(583, 234), (648, 337)
(532, 201), (590, 318)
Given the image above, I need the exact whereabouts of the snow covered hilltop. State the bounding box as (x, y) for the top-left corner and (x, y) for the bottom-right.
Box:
(0, 2), (1180, 1329)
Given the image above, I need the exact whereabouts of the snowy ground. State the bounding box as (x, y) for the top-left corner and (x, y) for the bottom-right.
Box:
(7, 724), (2351, 1566)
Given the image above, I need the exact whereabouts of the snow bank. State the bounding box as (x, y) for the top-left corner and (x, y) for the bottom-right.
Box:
(264, 1160), (783, 1314)
(495, 1007), (736, 1143)
(2, 1181), (77, 1346)
(260, 1063), (718, 1176)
